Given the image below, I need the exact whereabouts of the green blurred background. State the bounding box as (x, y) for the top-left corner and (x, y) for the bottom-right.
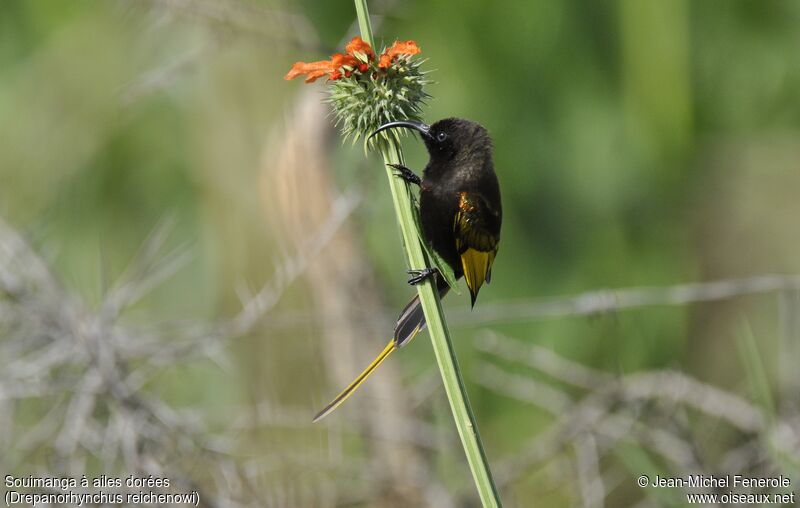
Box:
(2, 0), (800, 506)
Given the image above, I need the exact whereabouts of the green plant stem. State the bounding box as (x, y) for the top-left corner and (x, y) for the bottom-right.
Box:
(353, 1), (503, 505)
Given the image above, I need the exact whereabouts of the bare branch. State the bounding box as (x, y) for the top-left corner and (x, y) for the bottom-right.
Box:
(451, 274), (800, 325)
(574, 433), (604, 508)
(476, 330), (614, 389)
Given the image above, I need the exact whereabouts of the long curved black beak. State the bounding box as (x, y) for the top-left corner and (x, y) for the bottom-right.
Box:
(369, 120), (432, 141)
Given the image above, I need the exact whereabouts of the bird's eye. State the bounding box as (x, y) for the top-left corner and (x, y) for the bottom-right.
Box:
(436, 131), (448, 142)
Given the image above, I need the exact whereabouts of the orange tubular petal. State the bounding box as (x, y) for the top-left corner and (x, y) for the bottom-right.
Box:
(345, 36), (375, 61)
(331, 52), (359, 69)
(304, 69), (329, 83)
(284, 62), (308, 81)
(378, 40), (421, 68)
(392, 40), (421, 56)
(378, 54), (392, 69)
(285, 60), (337, 82)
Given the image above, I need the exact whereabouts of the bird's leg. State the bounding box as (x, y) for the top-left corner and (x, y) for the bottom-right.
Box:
(388, 164), (421, 186)
(406, 267), (438, 285)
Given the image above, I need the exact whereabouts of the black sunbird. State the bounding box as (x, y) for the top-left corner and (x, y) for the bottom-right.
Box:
(313, 118), (502, 422)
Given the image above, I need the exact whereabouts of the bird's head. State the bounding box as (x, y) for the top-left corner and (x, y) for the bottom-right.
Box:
(370, 117), (491, 163)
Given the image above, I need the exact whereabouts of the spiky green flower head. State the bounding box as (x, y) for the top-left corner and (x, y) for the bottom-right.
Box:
(284, 37), (430, 152)
(328, 45), (429, 151)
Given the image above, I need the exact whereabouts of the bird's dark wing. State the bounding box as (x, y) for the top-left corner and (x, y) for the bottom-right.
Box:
(453, 191), (500, 306)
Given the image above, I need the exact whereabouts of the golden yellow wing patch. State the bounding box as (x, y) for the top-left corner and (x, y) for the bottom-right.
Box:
(454, 192), (500, 306)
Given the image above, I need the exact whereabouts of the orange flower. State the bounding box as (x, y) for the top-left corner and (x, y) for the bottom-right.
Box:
(378, 40), (421, 69)
(285, 37), (421, 83)
(345, 36), (375, 61)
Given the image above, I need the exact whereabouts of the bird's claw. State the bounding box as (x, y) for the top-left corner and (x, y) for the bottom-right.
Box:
(406, 268), (437, 285)
(388, 164), (422, 186)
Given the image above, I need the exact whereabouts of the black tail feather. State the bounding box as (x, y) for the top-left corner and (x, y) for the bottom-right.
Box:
(393, 276), (451, 348)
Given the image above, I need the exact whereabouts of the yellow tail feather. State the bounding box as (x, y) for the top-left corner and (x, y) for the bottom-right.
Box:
(461, 248), (495, 305)
(312, 339), (396, 423)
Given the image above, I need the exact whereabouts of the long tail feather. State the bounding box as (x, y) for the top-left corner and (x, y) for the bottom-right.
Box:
(313, 276), (453, 422)
(394, 276), (451, 347)
(312, 339), (396, 423)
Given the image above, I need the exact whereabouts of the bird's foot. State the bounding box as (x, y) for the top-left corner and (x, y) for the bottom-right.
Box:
(406, 267), (438, 285)
(388, 164), (421, 186)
